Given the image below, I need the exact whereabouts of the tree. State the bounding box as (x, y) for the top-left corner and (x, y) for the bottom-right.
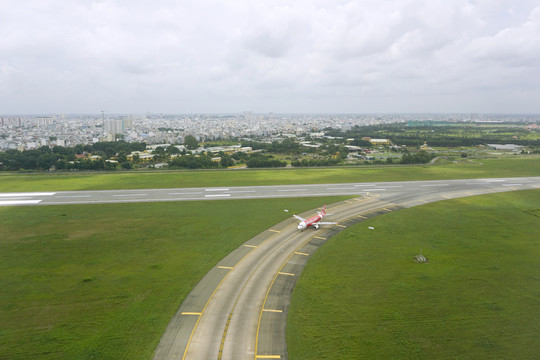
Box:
(220, 154), (234, 168)
(184, 135), (199, 150)
(166, 145), (181, 155)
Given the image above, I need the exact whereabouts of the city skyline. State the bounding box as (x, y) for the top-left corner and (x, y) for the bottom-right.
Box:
(1, 1), (540, 114)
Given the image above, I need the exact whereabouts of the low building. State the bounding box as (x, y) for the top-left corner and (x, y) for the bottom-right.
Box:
(487, 144), (524, 152)
(369, 138), (391, 145)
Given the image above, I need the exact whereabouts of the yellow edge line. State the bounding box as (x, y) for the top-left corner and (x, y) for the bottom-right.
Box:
(336, 224), (346, 228)
(268, 229), (280, 233)
(383, 208), (392, 212)
(218, 266), (234, 270)
(256, 356), (281, 359)
(244, 244), (257, 248)
(358, 215), (367, 219)
(181, 312), (201, 316)
(314, 236), (326, 240)
(295, 252), (309, 256)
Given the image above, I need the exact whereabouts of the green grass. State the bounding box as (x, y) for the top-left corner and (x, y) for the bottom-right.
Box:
(0, 196), (350, 360)
(1, 157), (539, 192)
(288, 190), (540, 360)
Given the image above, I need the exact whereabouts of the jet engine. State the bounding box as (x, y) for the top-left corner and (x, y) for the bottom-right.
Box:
(313, 223), (320, 230)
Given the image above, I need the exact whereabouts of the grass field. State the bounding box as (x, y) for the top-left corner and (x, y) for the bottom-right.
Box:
(0, 196), (350, 360)
(1, 157), (539, 192)
(287, 189), (540, 359)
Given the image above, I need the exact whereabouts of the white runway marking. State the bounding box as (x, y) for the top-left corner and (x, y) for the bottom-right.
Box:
(205, 188), (230, 192)
(113, 194), (148, 197)
(205, 194), (231, 198)
(278, 189), (307, 192)
(168, 192), (203, 195)
(421, 184), (449, 187)
(226, 190), (256, 193)
(326, 187), (356, 190)
(55, 195), (91, 198)
(0, 192), (55, 197)
(0, 200), (42, 206)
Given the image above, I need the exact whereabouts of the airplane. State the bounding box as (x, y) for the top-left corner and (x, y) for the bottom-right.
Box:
(293, 204), (337, 231)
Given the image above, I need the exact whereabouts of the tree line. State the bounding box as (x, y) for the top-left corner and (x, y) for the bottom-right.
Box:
(0, 141), (146, 171)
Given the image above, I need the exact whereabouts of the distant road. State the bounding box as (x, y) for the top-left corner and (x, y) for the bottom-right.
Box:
(1, 177), (539, 206)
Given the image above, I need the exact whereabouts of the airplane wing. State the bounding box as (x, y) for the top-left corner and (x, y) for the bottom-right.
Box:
(293, 215), (305, 221)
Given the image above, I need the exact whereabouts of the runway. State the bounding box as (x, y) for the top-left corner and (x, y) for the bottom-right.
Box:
(2, 177), (539, 359)
(1, 177), (539, 206)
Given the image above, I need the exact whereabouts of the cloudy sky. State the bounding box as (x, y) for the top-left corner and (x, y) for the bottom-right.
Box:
(1, 0), (539, 114)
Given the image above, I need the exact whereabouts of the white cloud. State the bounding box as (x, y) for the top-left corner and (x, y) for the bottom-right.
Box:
(0, 0), (539, 113)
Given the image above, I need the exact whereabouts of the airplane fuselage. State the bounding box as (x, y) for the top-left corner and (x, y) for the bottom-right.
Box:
(297, 213), (324, 230)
